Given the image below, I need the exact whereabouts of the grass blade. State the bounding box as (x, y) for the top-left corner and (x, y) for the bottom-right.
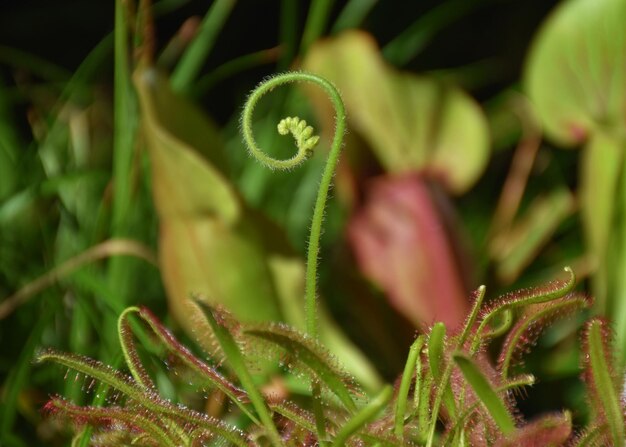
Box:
(300, 0), (335, 54)
(428, 322), (456, 419)
(171, 0), (236, 92)
(394, 335), (424, 438)
(195, 301), (284, 447)
(453, 353), (516, 435)
(331, 385), (393, 447)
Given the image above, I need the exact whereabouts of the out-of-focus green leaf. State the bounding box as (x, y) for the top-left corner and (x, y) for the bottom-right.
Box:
(303, 30), (489, 194)
(429, 322), (456, 419)
(491, 187), (576, 284)
(0, 80), (20, 201)
(382, 0), (485, 67)
(525, 0), (626, 146)
(580, 132), (622, 313)
(134, 67), (281, 327)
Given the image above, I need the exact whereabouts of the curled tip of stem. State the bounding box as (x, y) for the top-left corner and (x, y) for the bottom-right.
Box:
(277, 116), (320, 156)
(241, 71), (346, 341)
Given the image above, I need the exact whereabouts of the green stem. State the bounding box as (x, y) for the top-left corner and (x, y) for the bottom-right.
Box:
(241, 72), (346, 340)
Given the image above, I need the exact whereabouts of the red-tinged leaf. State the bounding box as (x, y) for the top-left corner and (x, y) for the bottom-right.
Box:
(581, 318), (624, 447)
(348, 173), (469, 330)
(495, 412), (572, 447)
(498, 294), (592, 379)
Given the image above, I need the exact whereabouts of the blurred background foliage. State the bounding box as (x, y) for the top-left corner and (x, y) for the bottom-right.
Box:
(0, 0), (623, 445)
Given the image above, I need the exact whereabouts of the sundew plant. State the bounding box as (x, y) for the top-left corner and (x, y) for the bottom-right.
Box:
(2, 0), (626, 446)
(37, 71), (626, 446)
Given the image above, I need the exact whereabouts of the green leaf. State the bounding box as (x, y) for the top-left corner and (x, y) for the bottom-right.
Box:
(303, 30), (490, 194)
(330, 385), (393, 447)
(244, 322), (358, 412)
(453, 353), (516, 435)
(525, 0), (626, 146)
(583, 318), (624, 447)
(580, 132), (623, 313)
(45, 397), (181, 447)
(442, 375), (535, 446)
(194, 302), (283, 447)
(134, 67), (283, 332)
(498, 294), (591, 379)
(394, 336), (424, 438)
(428, 323), (457, 421)
(573, 424), (606, 447)
(117, 307), (257, 423)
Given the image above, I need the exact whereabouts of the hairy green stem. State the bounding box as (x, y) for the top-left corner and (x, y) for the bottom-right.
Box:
(241, 72), (346, 340)
(242, 71), (345, 446)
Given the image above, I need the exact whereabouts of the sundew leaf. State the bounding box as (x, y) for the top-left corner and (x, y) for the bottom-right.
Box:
(44, 396), (182, 447)
(270, 401), (317, 435)
(117, 307), (258, 423)
(474, 268), (576, 349)
(572, 424), (606, 447)
(498, 294), (591, 379)
(525, 0), (626, 146)
(494, 412), (572, 447)
(453, 353), (516, 436)
(303, 30), (490, 194)
(36, 349), (252, 447)
(243, 322), (358, 413)
(194, 301), (284, 446)
(582, 318), (624, 447)
(394, 336), (424, 438)
(442, 374), (535, 447)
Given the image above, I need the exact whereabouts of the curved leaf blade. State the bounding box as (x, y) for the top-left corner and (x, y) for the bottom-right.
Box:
(453, 353), (516, 436)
